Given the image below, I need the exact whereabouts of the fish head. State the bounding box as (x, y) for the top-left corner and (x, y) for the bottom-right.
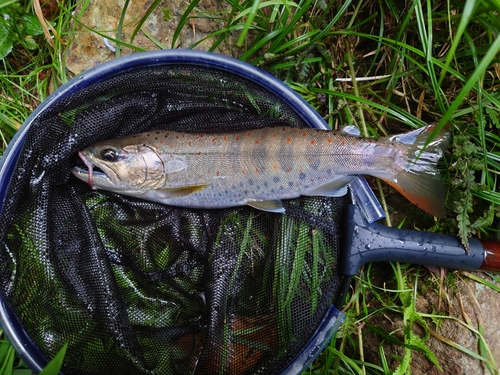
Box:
(72, 138), (166, 193)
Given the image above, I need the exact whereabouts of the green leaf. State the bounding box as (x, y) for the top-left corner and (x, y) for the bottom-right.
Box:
(485, 106), (500, 129)
(408, 331), (442, 370)
(0, 20), (13, 59)
(39, 343), (67, 375)
(12, 370), (32, 375)
(21, 35), (38, 50)
(20, 13), (44, 36)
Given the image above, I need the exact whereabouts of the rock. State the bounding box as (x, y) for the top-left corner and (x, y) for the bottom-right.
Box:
(65, 0), (242, 75)
(360, 264), (500, 374)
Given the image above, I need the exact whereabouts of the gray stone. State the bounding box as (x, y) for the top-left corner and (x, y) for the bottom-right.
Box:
(66, 0), (242, 75)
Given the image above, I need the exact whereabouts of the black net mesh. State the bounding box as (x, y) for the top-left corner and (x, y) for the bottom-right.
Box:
(0, 64), (346, 374)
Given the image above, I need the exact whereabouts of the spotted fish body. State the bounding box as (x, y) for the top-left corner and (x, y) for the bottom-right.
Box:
(72, 125), (449, 217)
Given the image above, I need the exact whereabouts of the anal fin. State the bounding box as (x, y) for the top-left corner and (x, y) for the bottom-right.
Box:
(302, 176), (355, 197)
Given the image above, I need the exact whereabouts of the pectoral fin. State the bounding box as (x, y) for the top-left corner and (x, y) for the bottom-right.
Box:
(155, 183), (209, 199)
(246, 199), (285, 213)
(302, 176), (355, 197)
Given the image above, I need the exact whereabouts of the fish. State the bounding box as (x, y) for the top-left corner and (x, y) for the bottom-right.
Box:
(71, 124), (449, 217)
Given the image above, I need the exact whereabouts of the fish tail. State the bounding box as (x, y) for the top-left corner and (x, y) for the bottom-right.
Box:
(381, 124), (450, 218)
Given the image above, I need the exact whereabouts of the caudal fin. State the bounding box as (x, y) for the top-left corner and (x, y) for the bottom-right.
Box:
(381, 124), (450, 218)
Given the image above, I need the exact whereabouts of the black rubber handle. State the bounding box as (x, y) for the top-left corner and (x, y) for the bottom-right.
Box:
(342, 204), (484, 276)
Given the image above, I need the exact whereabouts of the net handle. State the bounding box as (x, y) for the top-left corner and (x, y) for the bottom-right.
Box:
(342, 203), (484, 276)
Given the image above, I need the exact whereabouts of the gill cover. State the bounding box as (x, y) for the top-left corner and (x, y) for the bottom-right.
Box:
(78, 143), (166, 190)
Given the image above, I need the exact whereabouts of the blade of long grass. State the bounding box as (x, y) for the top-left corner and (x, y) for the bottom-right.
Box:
(463, 30), (490, 187)
(115, 0), (130, 58)
(330, 31), (500, 110)
(171, 0), (201, 48)
(68, 16), (145, 52)
(240, 27), (288, 61)
(308, 88), (426, 127)
(414, 0), (447, 113)
(433, 34), (500, 136)
(278, 0), (353, 57)
(438, 0), (478, 87)
(236, 0), (260, 47)
(39, 344), (68, 375)
(129, 0), (162, 44)
(266, 0), (314, 53)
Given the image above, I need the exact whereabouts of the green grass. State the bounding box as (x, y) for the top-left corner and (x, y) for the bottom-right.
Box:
(1, 0), (500, 374)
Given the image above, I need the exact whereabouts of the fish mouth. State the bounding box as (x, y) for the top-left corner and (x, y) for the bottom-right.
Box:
(71, 166), (110, 188)
(72, 151), (111, 189)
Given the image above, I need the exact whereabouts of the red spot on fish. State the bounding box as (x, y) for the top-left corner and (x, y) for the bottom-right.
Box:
(182, 134), (185, 138)
(236, 136), (241, 141)
(308, 158), (313, 163)
(273, 133), (277, 137)
(303, 133), (307, 137)
(198, 151), (201, 155)
(242, 170), (246, 174)
(176, 135), (179, 139)
(169, 145), (173, 148)
(352, 141), (357, 145)
(311, 140), (316, 145)
(247, 132), (251, 137)
(212, 137), (217, 142)
(255, 168), (259, 173)
(223, 136), (227, 141)
(328, 138), (332, 143)
(340, 140), (346, 146)
(160, 140), (164, 144)
(261, 135), (265, 140)
(188, 142), (192, 146)
(286, 168), (290, 172)
(273, 165), (278, 170)
(282, 127), (286, 131)
(255, 140), (259, 144)
(216, 171), (220, 176)
(287, 138), (291, 142)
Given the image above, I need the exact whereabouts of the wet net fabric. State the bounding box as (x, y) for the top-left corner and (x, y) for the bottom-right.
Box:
(0, 64), (346, 374)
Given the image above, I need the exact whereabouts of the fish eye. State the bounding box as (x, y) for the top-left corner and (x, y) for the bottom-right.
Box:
(101, 148), (118, 162)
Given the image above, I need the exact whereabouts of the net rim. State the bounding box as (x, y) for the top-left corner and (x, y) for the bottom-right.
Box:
(0, 50), (335, 375)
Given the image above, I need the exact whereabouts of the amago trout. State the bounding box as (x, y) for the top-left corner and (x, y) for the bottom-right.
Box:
(72, 125), (449, 217)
